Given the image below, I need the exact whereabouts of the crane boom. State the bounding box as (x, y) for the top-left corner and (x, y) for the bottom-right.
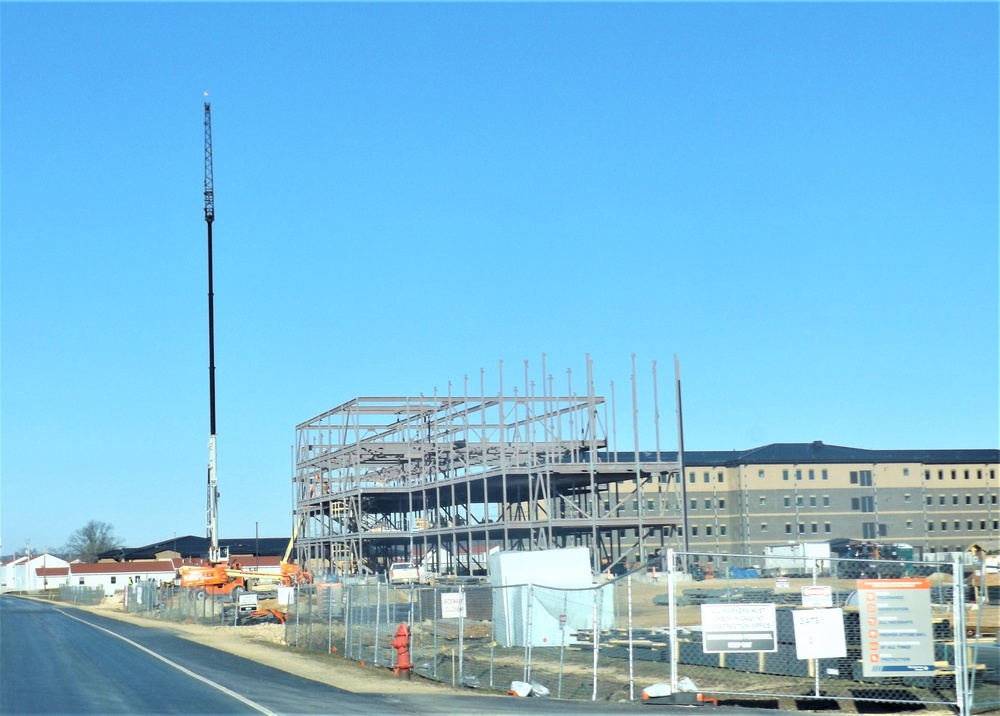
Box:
(204, 101), (220, 563)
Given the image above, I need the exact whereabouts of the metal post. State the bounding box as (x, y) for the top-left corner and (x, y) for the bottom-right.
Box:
(433, 584), (439, 679)
(558, 590), (567, 699)
(591, 586), (600, 701)
(667, 547), (678, 692)
(524, 584), (533, 682)
(344, 584), (352, 659)
(952, 560), (967, 716)
(674, 356), (690, 554)
(374, 580), (382, 665)
(812, 558), (820, 697)
(627, 574), (635, 701)
(458, 584), (465, 687)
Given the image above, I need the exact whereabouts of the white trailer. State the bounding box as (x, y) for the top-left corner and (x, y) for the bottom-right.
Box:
(763, 542), (831, 576)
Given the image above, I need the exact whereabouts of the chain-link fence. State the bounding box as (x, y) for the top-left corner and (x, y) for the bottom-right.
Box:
(56, 586), (105, 605)
(123, 582), (267, 625)
(283, 550), (994, 714)
(665, 550), (991, 714)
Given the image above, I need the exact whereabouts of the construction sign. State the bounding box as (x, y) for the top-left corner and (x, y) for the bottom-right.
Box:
(856, 578), (935, 677)
(701, 603), (777, 653)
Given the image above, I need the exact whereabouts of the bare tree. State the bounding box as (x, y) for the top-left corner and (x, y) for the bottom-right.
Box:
(63, 520), (124, 563)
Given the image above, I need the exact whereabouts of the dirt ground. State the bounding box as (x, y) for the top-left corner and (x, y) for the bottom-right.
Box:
(80, 597), (497, 698)
(64, 574), (997, 705)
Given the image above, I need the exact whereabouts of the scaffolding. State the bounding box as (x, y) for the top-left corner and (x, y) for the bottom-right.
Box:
(293, 357), (681, 579)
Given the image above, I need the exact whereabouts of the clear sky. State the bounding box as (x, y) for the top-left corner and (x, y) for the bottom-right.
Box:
(2, 2), (997, 554)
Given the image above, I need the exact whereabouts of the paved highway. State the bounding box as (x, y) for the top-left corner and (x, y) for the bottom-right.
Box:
(0, 596), (648, 715)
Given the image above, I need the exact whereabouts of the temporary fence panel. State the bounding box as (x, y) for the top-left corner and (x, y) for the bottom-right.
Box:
(663, 549), (976, 715)
(57, 586), (104, 606)
(274, 549), (987, 714)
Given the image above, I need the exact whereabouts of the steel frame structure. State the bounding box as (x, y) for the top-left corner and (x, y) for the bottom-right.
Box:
(293, 359), (681, 578)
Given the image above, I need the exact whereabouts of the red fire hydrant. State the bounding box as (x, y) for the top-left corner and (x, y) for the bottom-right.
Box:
(390, 623), (412, 678)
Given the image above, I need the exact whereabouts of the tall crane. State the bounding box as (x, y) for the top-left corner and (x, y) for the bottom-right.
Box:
(204, 100), (221, 563)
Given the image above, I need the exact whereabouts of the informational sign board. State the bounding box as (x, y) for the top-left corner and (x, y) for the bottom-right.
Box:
(441, 591), (467, 619)
(801, 585), (833, 608)
(857, 578), (935, 677)
(701, 603), (777, 653)
(792, 608), (847, 659)
(239, 593), (259, 609)
(775, 577), (790, 589)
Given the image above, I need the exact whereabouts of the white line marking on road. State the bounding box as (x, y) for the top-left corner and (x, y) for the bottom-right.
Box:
(56, 608), (277, 715)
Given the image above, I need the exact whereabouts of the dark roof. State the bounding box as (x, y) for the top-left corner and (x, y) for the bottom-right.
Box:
(98, 535), (290, 562)
(607, 442), (998, 467)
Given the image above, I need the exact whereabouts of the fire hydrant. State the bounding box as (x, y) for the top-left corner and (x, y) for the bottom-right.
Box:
(390, 623), (412, 678)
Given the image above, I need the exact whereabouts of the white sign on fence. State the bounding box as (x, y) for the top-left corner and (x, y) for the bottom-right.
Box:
(801, 585), (833, 608)
(792, 608), (847, 659)
(441, 591), (467, 618)
(239, 593), (259, 609)
(701, 603), (777, 653)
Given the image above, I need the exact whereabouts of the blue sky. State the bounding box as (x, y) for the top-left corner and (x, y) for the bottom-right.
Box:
(2, 3), (997, 553)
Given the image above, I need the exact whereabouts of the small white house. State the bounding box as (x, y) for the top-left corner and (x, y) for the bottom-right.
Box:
(67, 561), (181, 597)
(0, 554), (69, 592)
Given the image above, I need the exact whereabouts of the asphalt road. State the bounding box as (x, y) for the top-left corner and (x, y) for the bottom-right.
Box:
(1, 596), (799, 716)
(1, 596), (644, 715)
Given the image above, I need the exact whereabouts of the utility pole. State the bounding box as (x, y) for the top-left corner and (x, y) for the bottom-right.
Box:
(204, 98), (220, 563)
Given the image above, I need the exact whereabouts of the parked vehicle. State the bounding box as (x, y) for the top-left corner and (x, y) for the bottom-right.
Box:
(388, 562), (419, 585)
(762, 541), (831, 576)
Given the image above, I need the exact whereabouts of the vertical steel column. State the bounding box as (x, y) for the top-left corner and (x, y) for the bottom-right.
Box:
(675, 355), (690, 553)
(585, 358), (598, 571)
(631, 354), (644, 563)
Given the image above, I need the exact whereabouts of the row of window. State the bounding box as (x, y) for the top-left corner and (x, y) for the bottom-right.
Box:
(616, 492), (995, 513)
(688, 524), (728, 537)
(688, 472), (725, 484)
(925, 468), (996, 480)
(927, 520), (998, 532)
(926, 494), (996, 506)
(782, 495), (831, 508)
(769, 522), (832, 535)
(778, 469), (829, 481)
(690, 498), (726, 510)
(661, 466), (997, 484)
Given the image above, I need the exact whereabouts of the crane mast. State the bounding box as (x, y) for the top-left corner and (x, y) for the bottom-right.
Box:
(204, 101), (220, 563)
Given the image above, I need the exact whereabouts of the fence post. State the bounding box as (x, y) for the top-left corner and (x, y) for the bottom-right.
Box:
(344, 584), (351, 658)
(458, 584), (465, 687)
(811, 558), (819, 697)
(968, 559), (988, 713)
(372, 577), (378, 664)
(627, 574), (634, 701)
(524, 583), (533, 683)
(433, 583), (439, 680)
(666, 548), (678, 693)
(591, 584), (599, 701)
(489, 589), (496, 689)
(952, 560), (968, 716)
(558, 590), (567, 699)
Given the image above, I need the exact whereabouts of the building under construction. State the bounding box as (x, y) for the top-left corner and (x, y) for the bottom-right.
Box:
(290, 356), (1000, 580)
(292, 358), (683, 579)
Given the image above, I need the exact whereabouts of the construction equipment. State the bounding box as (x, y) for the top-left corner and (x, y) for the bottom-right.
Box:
(203, 99), (221, 564)
(829, 538), (916, 578)
(178, 518), (312, 595)
(177, 556), (310, 597)
(178, 102), (311, 598)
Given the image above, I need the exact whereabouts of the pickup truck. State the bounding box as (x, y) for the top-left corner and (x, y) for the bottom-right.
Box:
(388, 562), (420, 585)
